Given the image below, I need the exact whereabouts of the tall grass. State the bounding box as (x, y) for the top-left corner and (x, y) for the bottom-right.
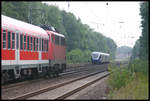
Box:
(107, 66), (134, 91)
(110, 72), (148, 99)
(107, 59), (149, 99)
(128, 58), (149, 75)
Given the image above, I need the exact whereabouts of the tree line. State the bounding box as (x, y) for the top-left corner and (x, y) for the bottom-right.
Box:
(2, 1), (117, 63)
(131, 2), (149, 61)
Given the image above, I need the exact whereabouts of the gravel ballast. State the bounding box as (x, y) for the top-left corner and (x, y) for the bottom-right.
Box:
(66, 77), (108, 99)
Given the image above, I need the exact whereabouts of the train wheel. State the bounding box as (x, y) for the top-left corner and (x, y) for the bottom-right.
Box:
(56, 72), (59, 77)
(31, 69), (39, 79)
(1, 77), (4, 85)
(2, 72), (9, 84)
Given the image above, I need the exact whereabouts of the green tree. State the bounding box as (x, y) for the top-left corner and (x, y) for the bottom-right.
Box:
(139, 2), (149, 60)
(130, 39), (140, 60)
(2, 2), (117, 63)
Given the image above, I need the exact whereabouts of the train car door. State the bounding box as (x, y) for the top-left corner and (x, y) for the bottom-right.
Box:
(39, 38), (41, 60)
(14, 31), (21, 78)
(51, 34), (55, 60)
(15, 31), (19, 65)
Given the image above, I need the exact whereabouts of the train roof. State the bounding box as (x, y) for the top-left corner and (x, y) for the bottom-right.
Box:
(91, 51), (110, 56)
(46, 30), (65, 38)
(1, 15), (48, 39)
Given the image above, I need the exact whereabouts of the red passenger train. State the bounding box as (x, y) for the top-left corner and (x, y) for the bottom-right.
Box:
(1, 15), (66, 84)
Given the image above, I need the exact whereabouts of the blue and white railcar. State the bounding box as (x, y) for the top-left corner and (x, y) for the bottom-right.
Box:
(91, 52), (110, 64)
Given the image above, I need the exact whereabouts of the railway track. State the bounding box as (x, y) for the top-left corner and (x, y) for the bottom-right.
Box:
(10, 70), (110, 100)
(2, 63), (105, 92)
(2, 79), (43, 92)
(2, 62), (126, 99)
(2, 70), (85, 92)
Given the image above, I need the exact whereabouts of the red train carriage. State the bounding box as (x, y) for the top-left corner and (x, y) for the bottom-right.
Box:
(46, 30), (66, 72)
(1, 15), (66, 84)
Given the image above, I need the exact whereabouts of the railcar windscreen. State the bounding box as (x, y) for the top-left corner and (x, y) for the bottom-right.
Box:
(92, 54), (99, 59)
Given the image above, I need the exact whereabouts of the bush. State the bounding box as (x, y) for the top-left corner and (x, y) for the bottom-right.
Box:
(109, 72), (148, 99)
(128, 59), (149, 75)
(66, 48), (91, 64)
(107, 66), (134, 91)
(107, 59), (149, 99)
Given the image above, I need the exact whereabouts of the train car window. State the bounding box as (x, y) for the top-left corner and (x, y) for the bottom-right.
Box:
(59, 36), (61, 45)
(34, 37), (36, 51)
(54, 35), (56, 44)
(45, 40), (47, 52)
(51, 35), (54, 43)
(61, 37), (65, 46)
(20, 34), (23, 50)
(46, 40), (48, 51)
(12, 32), (15, 49)
(60, 37), (62, 46)
(47, 40), (48, 51)
(42, 39), (44, 51)
(16, 32), (19, 49)
(58, 36), (60, 45)
(44, 39), (45, 51)
(64, 38), (66, 46)
(27, 36), (29, 51)
(39, 38), (41, 51)
(2, 29), (6, 49)
(24, 35), (26, 51)
(8, 31), (11, 49)
(37, 38), (38, 51)
(44, 40), (45, 51)
(55, 35), (59, 45)
(30, 37), (32, 51)
(44, 40), (46, 51)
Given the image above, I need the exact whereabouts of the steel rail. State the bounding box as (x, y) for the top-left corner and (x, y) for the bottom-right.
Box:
(55, 73), (110, 99)
(2, 64), (106, 91)
(9, 70), (107, 100)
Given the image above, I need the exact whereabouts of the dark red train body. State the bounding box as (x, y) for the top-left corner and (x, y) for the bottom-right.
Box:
(1, 15), (66, 84)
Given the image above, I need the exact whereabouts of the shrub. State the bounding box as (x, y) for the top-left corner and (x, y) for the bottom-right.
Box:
(128, 59), (149, 75)
(107, 66), (134, 91)
(66, 48), (91, 64)
(110, 72), (148, 99)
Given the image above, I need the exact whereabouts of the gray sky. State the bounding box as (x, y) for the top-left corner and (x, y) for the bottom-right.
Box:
(43, 1), (142, 48)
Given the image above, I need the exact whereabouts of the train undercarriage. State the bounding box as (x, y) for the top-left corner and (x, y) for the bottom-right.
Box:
(1, 64), (66, 85)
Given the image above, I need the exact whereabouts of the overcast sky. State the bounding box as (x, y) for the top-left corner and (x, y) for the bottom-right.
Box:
(43, 1), (142, 48)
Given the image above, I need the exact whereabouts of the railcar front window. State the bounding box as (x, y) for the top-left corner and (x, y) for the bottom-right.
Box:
(92, 54), (99, 58)
(3, 30), (6, 49)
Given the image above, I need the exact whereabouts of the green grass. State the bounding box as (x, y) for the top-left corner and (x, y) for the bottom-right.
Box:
(107, 66), (134, 91)
(109, 72), (148, 99)
(107, 59), (149, 99)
